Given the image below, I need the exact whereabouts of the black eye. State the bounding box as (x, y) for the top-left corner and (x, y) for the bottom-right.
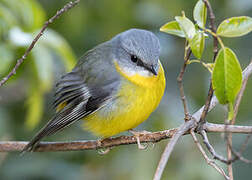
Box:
(131, 55), (138, 63)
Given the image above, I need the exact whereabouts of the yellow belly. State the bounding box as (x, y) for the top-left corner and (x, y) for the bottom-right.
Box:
(83, 61), (166, 137)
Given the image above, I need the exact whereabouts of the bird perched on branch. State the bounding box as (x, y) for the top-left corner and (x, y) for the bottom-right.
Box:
(23, 29), (166, 152)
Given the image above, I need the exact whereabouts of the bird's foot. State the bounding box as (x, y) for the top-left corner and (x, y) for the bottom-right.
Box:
(129, 129), (151, 150)
(96, 137), (113, 155)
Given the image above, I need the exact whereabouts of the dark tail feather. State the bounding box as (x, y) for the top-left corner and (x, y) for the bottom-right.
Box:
(21, 115), (62, 154)
(22, 97), (89, 154)
(21, 127), (51, 154)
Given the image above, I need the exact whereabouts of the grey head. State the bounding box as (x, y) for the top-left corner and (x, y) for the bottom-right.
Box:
(111, 29), (160, 77)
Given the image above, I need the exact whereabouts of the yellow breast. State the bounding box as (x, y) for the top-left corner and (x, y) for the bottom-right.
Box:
(83, 61), (166, 137)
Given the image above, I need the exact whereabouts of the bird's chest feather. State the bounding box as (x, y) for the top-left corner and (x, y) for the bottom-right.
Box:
(83, 62), (165, 137)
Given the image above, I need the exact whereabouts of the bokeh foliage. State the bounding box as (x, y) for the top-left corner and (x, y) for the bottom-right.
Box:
(0, 0), (252, 180)
(0, 0), (76, 129)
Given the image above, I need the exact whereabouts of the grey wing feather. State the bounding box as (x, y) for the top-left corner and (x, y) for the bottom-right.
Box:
(22, 42), (120, 152)
(23, 71), (92, 152)
(53, 71), (87, 108)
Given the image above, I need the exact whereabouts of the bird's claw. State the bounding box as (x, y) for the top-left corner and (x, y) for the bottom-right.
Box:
(129, 130), (151, 150)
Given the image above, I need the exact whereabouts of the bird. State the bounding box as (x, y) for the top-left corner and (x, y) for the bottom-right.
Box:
(23, 28), (166, 152)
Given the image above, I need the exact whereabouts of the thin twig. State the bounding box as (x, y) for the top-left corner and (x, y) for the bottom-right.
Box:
(226, 62), (250, 180)
(239, 134), (252, 155)
(232, 76), (250, 124)
(200, 129), (252, 165)
(190, 130), (229, 180)
(153, 120), (196, 180)
(0, 0), (80, 87)
(177, 44), (192, 120)
(154, 41), (192, 180)
(231, 149), (252, 164)
(204, 123), (252, 134)
(228, 134), (252, 164)
(194, 60), (252, 123)
(198, 84), (214, 125)
(200, 130), (230, 163)
(199, 0), (219, 126)
(152, 62), (252, 180)
(226, 123), (234, 179)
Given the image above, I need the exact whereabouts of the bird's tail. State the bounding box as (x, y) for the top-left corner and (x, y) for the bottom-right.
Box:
(21, 126), (51, 154)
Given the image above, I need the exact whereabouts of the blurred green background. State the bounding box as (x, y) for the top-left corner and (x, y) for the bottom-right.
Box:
(0, 0), (252, 179)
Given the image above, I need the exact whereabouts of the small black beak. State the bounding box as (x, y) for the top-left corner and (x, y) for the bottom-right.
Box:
(145, 64), (158, 76)
(151, 65), (158, 75)
(136, 59), (158, 76)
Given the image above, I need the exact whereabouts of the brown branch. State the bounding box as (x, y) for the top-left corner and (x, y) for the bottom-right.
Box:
(190, 130), (229, 180)
(226, 130), (234, 180)
(200, 130), (231, 164)
(224, 134), (252, 164)
(0, 123), (252, 152)
(201, 129), (252, 165)
(232, 73), (250, 124)
(1, 129), (179, 152)
(231, 149), (252, 164)
(193, 61), (252, 123)
(152, 61), (252, 180)
(204, 123), (252, 134)
(154, 41), (193, 180)
(229, 134), (252, 164)
(0, 0), (80, 87)
(226, 60), (251, 180)
(153, 2), (252, 177)
(153, 119), (196, 180)
(177, 44), (192, 120)
(199, 0), (219, 126)
(239, 134), (252, 157)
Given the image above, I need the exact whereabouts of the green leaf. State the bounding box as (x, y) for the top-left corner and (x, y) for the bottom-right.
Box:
(217, 16), (252, 37)
(175, 16), (196, 40)
(160, 21), (185, 37)
(193, 0), (207, 28)
(189, 31), (205, 59)
(212, 47), (242, 106)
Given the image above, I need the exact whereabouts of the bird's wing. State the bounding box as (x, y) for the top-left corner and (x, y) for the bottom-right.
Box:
(23, 46), (119, 152)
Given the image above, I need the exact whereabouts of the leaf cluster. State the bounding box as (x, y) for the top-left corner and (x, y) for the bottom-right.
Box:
(160, 0), (252, 120)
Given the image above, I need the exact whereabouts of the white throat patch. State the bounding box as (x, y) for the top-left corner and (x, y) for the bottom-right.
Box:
(119, 65), (153, 77)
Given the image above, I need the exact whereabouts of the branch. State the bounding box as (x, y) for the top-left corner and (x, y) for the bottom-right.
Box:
(0, 123), (252, 152)
(0, 0), (80, 87)
(1, 50), (249, 178)
(204, 123), (252, 134)
(199, 0), (219, 126)
(154, 41), (192, 180)
(226, 60), (251, 180)
(177, 43), (192, 119)
(1, 129), (178, 152)
(190, 130), (229, 180)
(153, 119), (196, 180)
(1, 61), (251, 152)
(229, 134), (252, 164)
(193, 60), (252, 122)
(152, 61), (252, 180)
